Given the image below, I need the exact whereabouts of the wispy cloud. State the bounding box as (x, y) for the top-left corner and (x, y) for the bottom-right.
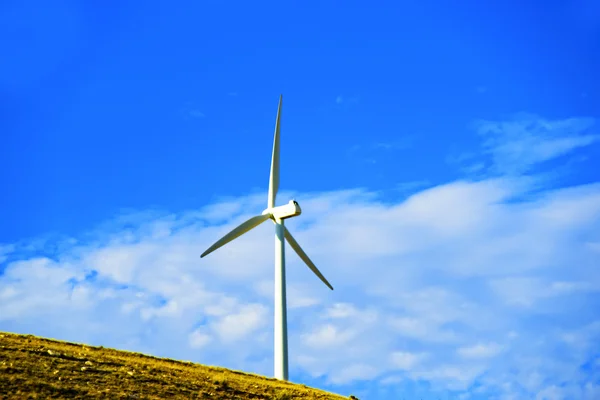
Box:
(1, 114), (599, 399)
(372, 139), (411, 151)
(180, 102), (206, 119)
(0, 244), (15, 264)
(188, 110), (205, 118)
(335, 95), (359, 106)
(450, 114), (598, 179)
(394, 180), (431, 195)
(347, 138), (413, 166)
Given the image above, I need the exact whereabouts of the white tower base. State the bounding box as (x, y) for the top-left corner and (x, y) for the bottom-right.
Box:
(274, 220), (289, 381)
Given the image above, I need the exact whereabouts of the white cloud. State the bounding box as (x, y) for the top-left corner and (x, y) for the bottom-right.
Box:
(413, 364), (487, 391)
(324, 303), (359, 318)
(1, 115), (599, 398)
(213, 303), (268, 343)
(457, 343), (503, 359)
(189, 329), (212, 349)
(302, 324), (356, 349)
(390, 351), (427, 370)
(331, 363), (379, 384)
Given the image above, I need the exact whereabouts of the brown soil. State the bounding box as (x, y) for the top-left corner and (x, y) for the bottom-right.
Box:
(0, 331), (348, 400)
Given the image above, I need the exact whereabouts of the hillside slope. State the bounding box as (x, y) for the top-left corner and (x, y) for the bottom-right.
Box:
(0, 331), (348, 399)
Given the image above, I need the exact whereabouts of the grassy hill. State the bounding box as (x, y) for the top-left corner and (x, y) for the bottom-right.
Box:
(0, 331), (350, 399)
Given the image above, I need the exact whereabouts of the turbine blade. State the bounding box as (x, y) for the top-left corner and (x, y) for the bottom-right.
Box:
(267, 95), (282, 209)
(283, 227), (334, 290)
(201, 214), (271, 258)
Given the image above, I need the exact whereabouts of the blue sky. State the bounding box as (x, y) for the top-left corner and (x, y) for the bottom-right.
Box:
(1, 1), (599, 399)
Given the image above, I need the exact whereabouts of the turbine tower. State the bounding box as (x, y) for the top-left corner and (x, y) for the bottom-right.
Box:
(200, 95), (334, 381)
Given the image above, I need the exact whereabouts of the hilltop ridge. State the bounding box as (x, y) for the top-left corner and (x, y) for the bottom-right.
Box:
(0, 331), (348, 399)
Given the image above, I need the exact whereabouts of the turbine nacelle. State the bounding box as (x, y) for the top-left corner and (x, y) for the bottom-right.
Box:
(263, 200), (302, 220)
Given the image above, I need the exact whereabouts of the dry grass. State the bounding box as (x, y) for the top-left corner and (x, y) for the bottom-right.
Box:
(0, 331), (349, 399)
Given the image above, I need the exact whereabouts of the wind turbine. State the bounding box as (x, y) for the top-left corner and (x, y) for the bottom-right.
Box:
(200, 95), (333, 381)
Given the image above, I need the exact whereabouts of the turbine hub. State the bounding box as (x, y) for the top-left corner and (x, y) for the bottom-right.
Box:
(263, 200), (302, 220)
